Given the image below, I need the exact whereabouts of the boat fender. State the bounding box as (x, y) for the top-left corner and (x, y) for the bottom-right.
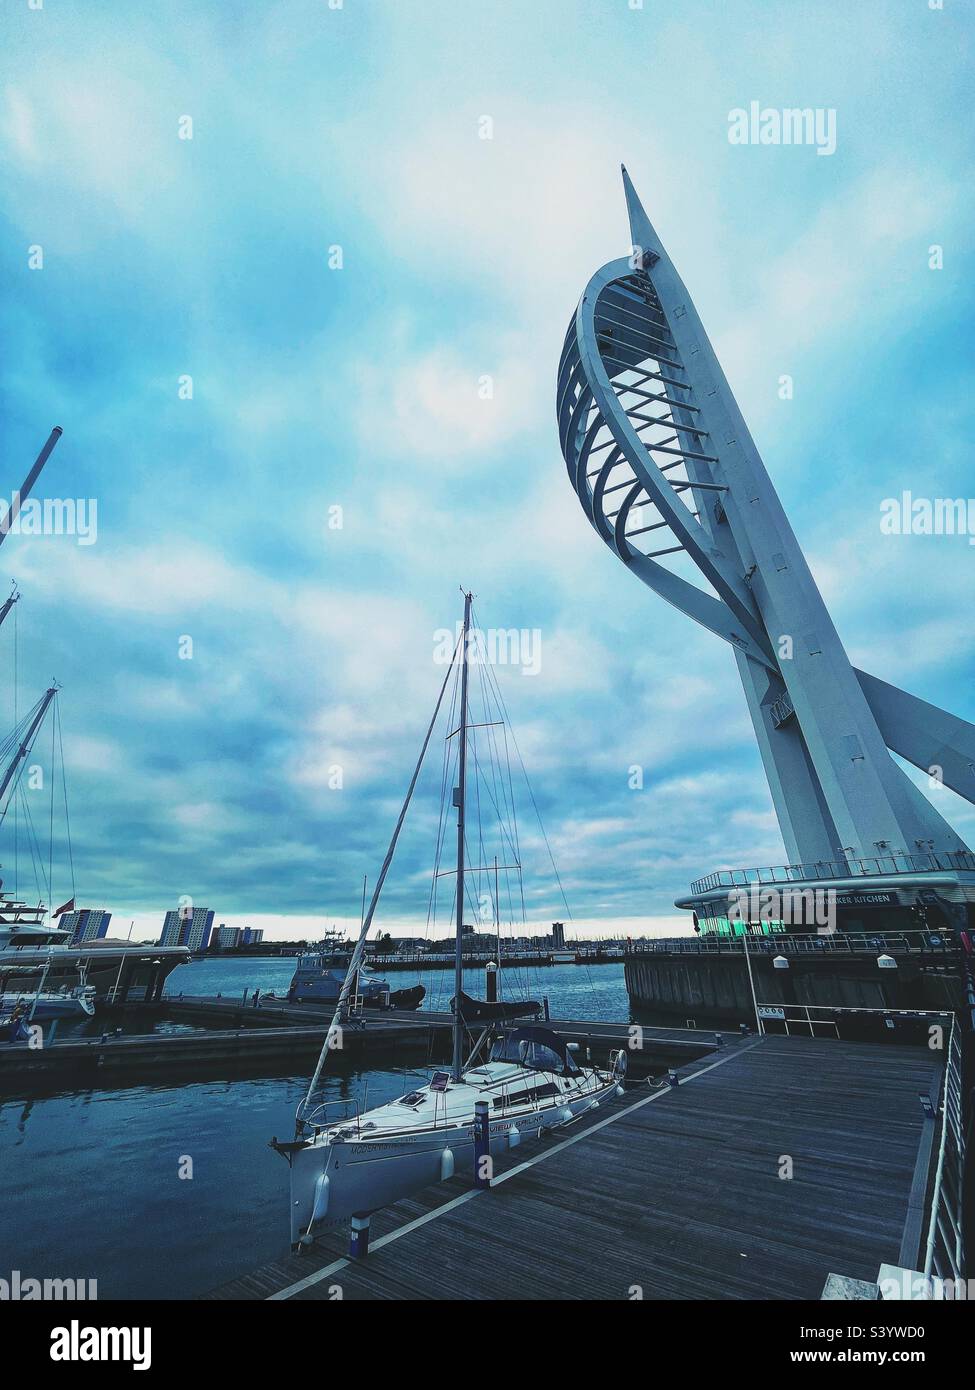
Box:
(559, 1106), (573, 1126)
(311, 1173), (330, 1225)
(615, 1083), (625, 1098)
(440, 1147), (455, 1181)
(508, 1124), (520, 1149)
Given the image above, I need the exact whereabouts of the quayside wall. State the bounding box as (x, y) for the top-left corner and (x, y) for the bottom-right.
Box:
(625, 951), (961, 1025)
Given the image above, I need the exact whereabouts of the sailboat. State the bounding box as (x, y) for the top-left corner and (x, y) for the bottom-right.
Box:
(272, 592), (626, 1246)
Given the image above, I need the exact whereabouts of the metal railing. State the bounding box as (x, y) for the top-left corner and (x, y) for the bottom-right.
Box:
(691, 849), (975, 895)
(751, 1001), (947, 1036)
(367, 950), (557, 966)
(925, 1014), (967, 1282)
(753, 1002), (840, 1038)
(746, 995), (969, 1282)
(625, 930), (958, 958)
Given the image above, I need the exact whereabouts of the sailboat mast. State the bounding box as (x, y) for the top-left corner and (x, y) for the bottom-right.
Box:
(494, 855), (501, 970)
(452, 590), (472, 1081)
(0, 686), (58, 807)
(0, 428), (62, 552)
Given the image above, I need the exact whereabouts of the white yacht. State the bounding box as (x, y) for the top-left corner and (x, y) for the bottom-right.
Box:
(280, 1025), (623, 1243)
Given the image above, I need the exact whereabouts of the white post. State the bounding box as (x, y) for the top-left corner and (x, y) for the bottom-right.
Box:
(741, 927), (762, 1034)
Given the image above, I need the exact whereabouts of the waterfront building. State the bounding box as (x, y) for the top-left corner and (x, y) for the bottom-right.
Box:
(160, 906), (214, 951)
(59, 908), (112, 944)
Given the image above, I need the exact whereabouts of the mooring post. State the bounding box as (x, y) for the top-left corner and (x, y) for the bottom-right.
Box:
(474, 1099), (491, 1188)
(714, 1032), (723, 1046)
(542, 996), (550, 1021)
(667, 1069), (679, 1088)
(348, 1214), (370, 1260)
(485, 960), (498, 1003)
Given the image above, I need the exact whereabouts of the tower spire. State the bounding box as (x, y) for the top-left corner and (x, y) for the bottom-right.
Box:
(620, 165), (663, 262)
(557, 167), (975, 869)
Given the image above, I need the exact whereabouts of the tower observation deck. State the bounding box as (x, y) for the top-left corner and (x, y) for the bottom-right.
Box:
(557, 169), (975, 934)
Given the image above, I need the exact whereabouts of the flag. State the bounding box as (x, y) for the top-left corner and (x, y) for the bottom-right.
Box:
(53, 897), (75, 917)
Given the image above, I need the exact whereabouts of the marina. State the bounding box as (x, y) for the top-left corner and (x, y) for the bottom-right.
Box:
(3, 4), (973, 1338)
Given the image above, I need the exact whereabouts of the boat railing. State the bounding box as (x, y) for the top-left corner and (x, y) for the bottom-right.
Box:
(296, 1095), (361, 1136)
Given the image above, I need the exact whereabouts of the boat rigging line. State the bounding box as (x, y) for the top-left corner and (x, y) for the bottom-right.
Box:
(299, 624), (464, 1117)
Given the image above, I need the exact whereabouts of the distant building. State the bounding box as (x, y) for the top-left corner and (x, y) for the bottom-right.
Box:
(207, 925), (263, 949)
(439, 931), (498, 953)
(59, 909), (112, 945)
(160, 907), (214, 951)
(380, 937), (426, 953)
(552, 921), (566, 951)
(159, 912), (182, 947)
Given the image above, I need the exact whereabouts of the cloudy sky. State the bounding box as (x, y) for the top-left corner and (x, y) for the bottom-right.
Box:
(2, 1), (973, 941)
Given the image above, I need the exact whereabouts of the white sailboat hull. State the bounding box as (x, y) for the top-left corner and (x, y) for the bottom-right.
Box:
(288, 1069), (622, 1245)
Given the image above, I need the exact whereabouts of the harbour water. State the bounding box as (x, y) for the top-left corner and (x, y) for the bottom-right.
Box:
(166, 954), (628, 1019)
(0, 959), (628, 1300)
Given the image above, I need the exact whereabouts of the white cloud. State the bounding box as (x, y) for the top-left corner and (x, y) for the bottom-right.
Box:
(1, 88), (40, 162)
(61, 735), (125, 776)
(355, 344), (539, 465)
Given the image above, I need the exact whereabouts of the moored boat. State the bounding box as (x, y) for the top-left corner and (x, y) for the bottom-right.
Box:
(286, 948), (391, 1006)
(0, 984), (96, 1020)
(281, 1026), (623, 1242)
(273, 592), (625, 1245)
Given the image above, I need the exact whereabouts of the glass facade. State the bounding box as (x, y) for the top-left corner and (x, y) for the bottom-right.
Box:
(697, 914), (786, 937)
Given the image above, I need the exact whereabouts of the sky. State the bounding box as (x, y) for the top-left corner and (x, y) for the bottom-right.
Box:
(1, 0), (973, 942)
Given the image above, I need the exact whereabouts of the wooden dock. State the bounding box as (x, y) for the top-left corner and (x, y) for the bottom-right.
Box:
(205, 1033), (942, 1301)
(0, 997), (723, 1091)
(0, 1016), (437, 1087)
(163, 995), (723, 1060)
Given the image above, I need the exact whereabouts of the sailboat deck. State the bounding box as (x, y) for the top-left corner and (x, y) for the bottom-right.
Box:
(205, 1032), (941, 1301)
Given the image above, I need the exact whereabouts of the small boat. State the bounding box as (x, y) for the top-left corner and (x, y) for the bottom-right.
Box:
(0, 950), (98, 1021)
(286, 948), (393, 1007)
(0, 985), (96, 1020)
(285, 947), (425, 1011)
(273, 593), (625, 1245)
